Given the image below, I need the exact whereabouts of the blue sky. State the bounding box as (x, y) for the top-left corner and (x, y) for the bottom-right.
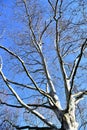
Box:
(0, 0), (15, 47)
(0, 0), (87, 129)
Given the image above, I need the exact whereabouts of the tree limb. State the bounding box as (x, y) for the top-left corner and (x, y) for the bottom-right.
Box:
(22, 0), (62, 110)
(22, 1), (61, 109)
(0, 70), (56, 128)
(23, 0), (41, 52)
(0, 100), (52, 109)
(0, 46), (54, 103)
(39, 19), (53, 41)
(48, 0), (55, 12)
(70, 39), (87, 88)
(66, 39), (87, 111)
(7, 79), (36, 90)
(54, 18), (70, 104)
(74, 90), (87, 103)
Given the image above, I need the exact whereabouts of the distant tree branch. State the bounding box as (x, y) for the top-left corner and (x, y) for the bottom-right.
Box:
(23, 0), (41, 52)
(7, 79), (36, 90)
(40, 19), (53, 41)
(0, 119), (56, 130)
(48, 0), (55, 12)
(0, 99), (52, 109)
(79, 121), (87, 130)
(0, 119), (55, 130)
(48, 0), (63, 20)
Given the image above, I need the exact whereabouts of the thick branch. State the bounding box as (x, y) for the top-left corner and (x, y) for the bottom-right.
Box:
(22, 0), (62, 110)
(74, 91), (87, 103)
(54, 21), (69, 104)
(22, 1), (58, 98)
(48, 0), (69, 103)
(66, 39), (87, 111)
(38, 51), (62, 109)
(70, 39), (87, 88)
(0, 46), (56, 105)
(22, 1), (61, 108)
(0, 70), (56, 128)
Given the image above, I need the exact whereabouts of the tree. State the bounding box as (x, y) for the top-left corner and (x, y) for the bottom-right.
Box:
(0, 0), (87, 130)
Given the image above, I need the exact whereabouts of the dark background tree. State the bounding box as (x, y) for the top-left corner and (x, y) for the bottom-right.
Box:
(0, 0), (87, 130)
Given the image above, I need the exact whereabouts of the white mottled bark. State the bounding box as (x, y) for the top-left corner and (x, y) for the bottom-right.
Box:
(58, 96), (78, 130)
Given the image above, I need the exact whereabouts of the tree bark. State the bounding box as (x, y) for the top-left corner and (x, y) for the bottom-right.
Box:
(60, 96), (78, 130)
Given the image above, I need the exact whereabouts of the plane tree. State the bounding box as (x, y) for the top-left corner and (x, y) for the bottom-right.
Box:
(0, 0), (87, 130)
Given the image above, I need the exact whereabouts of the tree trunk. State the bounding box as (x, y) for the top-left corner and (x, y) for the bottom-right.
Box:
(53, 96), (79, 130)
(60, 96), (78, 130)
(61, 112), (78, 130)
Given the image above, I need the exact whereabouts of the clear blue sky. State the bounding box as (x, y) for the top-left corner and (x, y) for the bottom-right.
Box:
(0, 1), (87, 129)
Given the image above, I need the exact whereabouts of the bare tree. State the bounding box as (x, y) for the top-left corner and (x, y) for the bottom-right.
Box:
(0, 0), (87, 130)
